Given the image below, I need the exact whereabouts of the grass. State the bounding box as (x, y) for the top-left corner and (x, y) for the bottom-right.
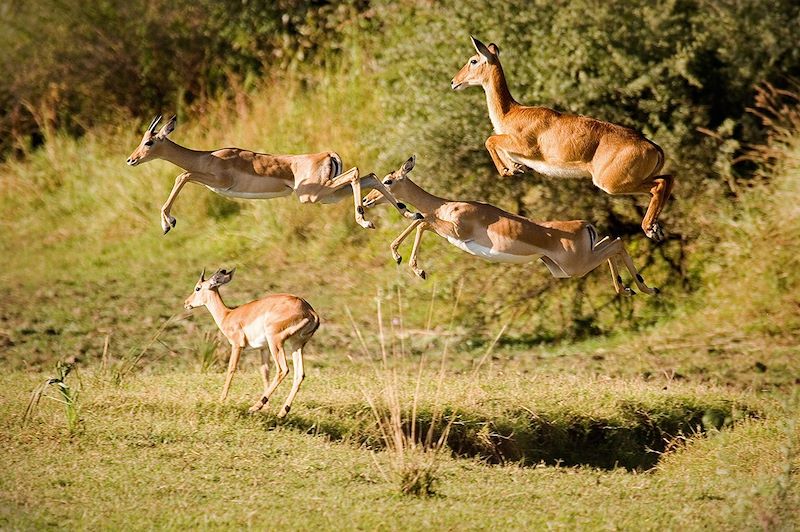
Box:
(0, 370), (796, 530)
(1, 77), (800, 527)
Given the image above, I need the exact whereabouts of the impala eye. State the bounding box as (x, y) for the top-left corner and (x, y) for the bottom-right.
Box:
(384, 179), (393, 185)
(195, 287), (200, 291)
(470, 59), (478, 65)
(144, 140), (154, 146)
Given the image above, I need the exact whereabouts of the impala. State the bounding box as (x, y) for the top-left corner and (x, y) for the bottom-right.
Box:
(127, 115), (417, 233)
(184, 267), (320, 417)
(451, 36), (675, 241)
(364, 156), (658, 296)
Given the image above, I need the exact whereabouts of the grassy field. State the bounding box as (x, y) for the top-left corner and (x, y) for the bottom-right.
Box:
(1, 78), (799, 529)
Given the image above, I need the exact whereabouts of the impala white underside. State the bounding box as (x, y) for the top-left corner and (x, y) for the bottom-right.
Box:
(509, 155), (592, 179)
(444, 236), (535, 264)
(207, 186), (293, 199)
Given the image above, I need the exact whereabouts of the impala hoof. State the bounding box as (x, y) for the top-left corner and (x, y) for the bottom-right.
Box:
(645, 222), (664, 242)
(623, 287), (636, 296)
(162, 225), (171, 235)
(359, 220), (375, 230)
(394, 255), (402, 265)
(416, 270), (427, 280)
(653, 287), (660, 295)
(170, 217), (176, 228)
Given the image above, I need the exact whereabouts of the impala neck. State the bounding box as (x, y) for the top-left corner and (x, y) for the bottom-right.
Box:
(483, 64), (517, 128)
(157, 139), (209, 173)
(395, 179), (448, 214)
(203, 290), (231, 331)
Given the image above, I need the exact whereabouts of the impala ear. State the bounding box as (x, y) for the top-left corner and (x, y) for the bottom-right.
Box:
(487, 43), (500, 57)
(470, 35), (494, 61)
(209, 267), (235, 288)
(199, 268), (206, 282)
(156, 115), (176, 139)
(401, 155), (416, 174)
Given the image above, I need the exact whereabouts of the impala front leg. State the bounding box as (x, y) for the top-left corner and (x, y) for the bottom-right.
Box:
(220, 344), (242, 402)
(160, 172), (190, 234)
(485, 135), (525, 177)
(389, 219), (423, 264)
(408, 223), (429, 279)
(160, 171), (227, 234)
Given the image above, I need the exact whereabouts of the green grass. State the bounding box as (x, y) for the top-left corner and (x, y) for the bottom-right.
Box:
(1, 370), (796, 530)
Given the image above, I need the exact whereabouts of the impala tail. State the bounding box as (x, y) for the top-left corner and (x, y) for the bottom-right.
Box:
(330, 152), (343, 178)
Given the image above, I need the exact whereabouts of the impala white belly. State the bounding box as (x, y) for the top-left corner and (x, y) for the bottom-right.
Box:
(243, 321), (269, 349)
(207, 186), (293, 199)
(509, 155), (592, 179)
(444, 236), (535, 264)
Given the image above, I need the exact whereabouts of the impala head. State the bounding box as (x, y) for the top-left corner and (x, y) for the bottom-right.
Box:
(126, 114), (177, 166)
(451, 36), (501, 91)
(184, 268), (235, 310)
(363, 155), (416, 208)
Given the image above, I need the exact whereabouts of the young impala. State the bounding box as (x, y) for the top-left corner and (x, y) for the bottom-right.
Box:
(184, 267), (320, 417)
(451, 36), (675, 241)
(364, 157), (658, 296)
(127, 115), (417, 233)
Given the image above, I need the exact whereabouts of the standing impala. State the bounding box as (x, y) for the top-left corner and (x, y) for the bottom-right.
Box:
(451, 36), (675, 241)
(364, 156), (658, 296)
(127, 115), (417, 233)
(184, 267), (320, 417)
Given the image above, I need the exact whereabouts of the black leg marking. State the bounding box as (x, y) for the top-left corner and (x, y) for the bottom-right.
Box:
(616, 275), (622, 284)
(284, 405), (291, 414)
(397, 202), (406, 210)
(420, 271), (427, 280)
(261, 396), (268, 405)
(636, 274), (644, 283)
(356, 206), (364, 215)
(414, 213), (424, 220)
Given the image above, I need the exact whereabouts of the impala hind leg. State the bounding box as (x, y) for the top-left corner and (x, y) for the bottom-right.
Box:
(617, 246), (658, 295)
(277, 347), (305, 418)
(607, 256), (635, 296)
(249, 348), (271, 412)
(312, 167), (374, 228)
(220, 344), (242, 402)
(259, 337), (290, 408)
(640, 175), (674, 241)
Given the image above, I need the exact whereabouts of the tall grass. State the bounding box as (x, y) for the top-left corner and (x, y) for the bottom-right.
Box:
(23, 361), (82, 434)
(358, 291), (454, 496)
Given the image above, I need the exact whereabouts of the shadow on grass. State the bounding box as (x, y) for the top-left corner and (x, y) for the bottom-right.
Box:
(252, 400), (758, 471)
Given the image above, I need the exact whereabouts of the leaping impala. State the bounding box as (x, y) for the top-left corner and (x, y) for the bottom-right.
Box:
(363, 156), (658, 296)
(451, 36), (675, 241)
(126, 114), (418, 233)
(184, 267), (320, 417)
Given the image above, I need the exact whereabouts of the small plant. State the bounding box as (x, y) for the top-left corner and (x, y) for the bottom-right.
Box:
(360, 290), (454, 497)
(196, 331), (221, 373)
(23, 361), (82, 434)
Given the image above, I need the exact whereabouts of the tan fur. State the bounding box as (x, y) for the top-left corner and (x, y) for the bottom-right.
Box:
(451, 37), (675, 241)
(364, 157), (657, 295)
(184, 268), (320, 417)
(127, 115), (416, 233)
